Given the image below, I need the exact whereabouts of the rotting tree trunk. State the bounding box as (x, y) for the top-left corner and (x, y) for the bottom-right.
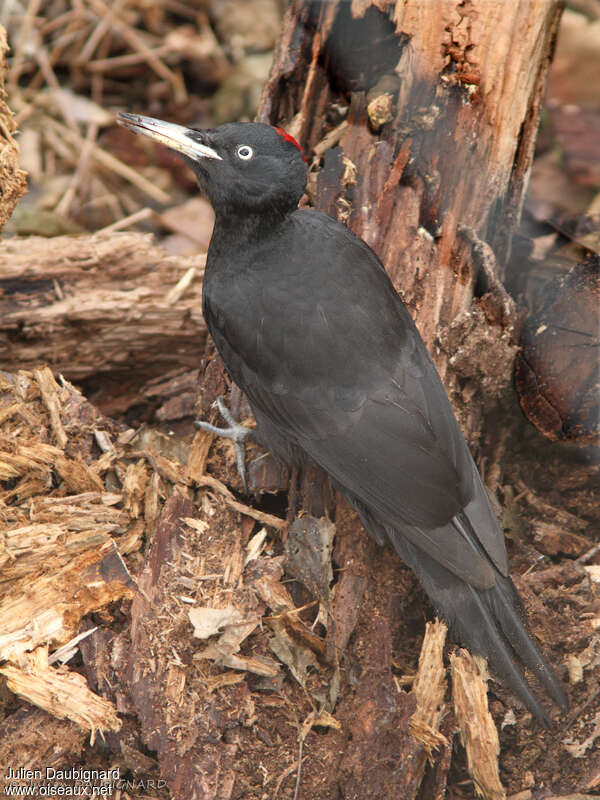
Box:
(201, 2), (566, 798)
(255, 0), (563, 443)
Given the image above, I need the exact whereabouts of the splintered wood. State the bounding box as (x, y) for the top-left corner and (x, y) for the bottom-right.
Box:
(409, 619), (448, 754)
(0, 367), (135, 732)
(0, 363), (298, 775)
(0, 650), (121, 740)
(451, 649), (506, 800)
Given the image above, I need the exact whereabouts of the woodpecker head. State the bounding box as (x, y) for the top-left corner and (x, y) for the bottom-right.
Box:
(117, 113), (308, 218)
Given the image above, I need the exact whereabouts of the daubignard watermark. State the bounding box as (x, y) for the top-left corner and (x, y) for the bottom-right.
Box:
(3, 766), (167, 796)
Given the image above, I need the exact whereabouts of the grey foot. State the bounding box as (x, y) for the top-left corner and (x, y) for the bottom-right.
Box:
(195, 396), (252, 491)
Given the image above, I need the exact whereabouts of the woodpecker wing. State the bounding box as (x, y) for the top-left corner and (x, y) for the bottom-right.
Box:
(204, 209), (508, 587)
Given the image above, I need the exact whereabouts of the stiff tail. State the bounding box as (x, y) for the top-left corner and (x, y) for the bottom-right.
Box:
(485, 573), (568, 713)
(388, 533), (567, 724)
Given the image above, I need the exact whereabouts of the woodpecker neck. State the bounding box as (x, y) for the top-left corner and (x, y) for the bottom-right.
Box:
(210, 205), (292, 252)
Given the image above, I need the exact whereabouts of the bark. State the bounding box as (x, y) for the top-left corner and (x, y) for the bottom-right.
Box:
(257, 0), (563, 440)
(515, 256), (599, 445)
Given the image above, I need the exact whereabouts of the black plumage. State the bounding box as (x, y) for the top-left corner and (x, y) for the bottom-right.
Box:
(117, 113), (567, 723)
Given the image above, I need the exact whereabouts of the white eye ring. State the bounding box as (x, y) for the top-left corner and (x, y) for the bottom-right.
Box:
(237, 144), (254, 160)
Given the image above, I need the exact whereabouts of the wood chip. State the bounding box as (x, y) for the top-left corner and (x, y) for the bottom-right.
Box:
(34, 366), (67, 448)
(0, 538), (134, 661)
(188, 605), (244, 640)
(0, 649), (121, 735)
(122, 459), (148, 519)
(198, 473), (286, 530)
(55, 453), (105, 493)
(451, 649), (506, 800)
(410, 619), (449, 754)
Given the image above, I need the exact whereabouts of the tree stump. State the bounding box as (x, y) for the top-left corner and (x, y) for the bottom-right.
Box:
(255, 0), (563, 440)
(195, 1), (566, 795)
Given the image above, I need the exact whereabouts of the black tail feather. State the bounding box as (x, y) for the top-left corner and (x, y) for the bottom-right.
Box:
(487, 573), (568, 712)
(387, 532), (567, 724)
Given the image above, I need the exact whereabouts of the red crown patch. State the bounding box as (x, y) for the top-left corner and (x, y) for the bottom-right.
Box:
(274, 126), (307, 163)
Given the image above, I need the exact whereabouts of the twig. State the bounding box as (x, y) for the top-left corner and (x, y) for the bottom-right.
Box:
(97, 207), (154, 234)
(29, 19), (91, 91)
(90, 18), (114, 108)
(166, 265), (200, 306)
(76, 0), (128, 65)
(39, 8), (86, 36)
(273, 757), (307, 798)
(293, 734), (304, 800)
(34, 41), (80, 132)
(45, 117), (172, 204)
(87, 45), (172, 73)
(55, 121), (99, 217)
(198, 474), (287, 530)
(86, 0), (187, 102)
(263, 600), (318, 622)
(8, 0), (43, 91)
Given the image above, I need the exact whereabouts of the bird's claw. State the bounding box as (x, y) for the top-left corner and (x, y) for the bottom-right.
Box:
(195, 396), (252, 492)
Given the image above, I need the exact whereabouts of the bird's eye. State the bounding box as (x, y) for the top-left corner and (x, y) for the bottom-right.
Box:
(236, 145), (254, 161)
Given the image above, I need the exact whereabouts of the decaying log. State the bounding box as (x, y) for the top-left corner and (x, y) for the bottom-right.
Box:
(126, 491), (282, 800)
(234, 1), (566, 795)
(0, 368), (138, 734)
(337, 612), (419, 800)
(0, 25), (28, 232)
(515, 256), (600, 445)
(0, 232), (206, 385)
(0, 535), (133, 662)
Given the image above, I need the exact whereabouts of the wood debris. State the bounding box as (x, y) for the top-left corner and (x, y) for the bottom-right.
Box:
(451, 649), (506, 800)
(0, 362), (298, 783)
(0, 28), (27, 232)
(409, 619), (449, 754)
(0, 649), (121, 738)
(1, 1), (598, 797)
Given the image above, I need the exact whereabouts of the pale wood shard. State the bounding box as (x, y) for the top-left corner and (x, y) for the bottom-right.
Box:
(0, 649), (121, 735)
(0, 233), (207, 384)
(189, 606), (244, 640)
(34, 366), (68, 448)
(197, 472), (287, 530)
(186, 429), (214, 483)
(410, 619), (449, 755)
(0, 524), (113, 584)
(122, 459), (149, 519)
(451, 649), (506, 800)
